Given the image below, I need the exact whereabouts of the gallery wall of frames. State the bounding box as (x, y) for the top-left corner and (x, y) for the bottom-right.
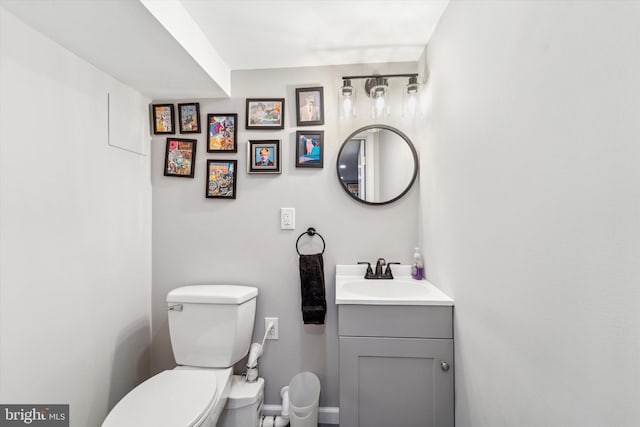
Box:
(151, 87), (325, 200)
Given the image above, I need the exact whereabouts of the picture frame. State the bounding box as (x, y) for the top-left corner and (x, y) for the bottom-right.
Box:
(246, 98), (285, 130)
(206, 159), (237, 199)
(295, 130), (324, 168)
(247, 140), (281, 174)
(152, 104), (175, 134)
(207, 113), (237, 152)
(295, 87), (324, 126)
(163, 138), (197, 178)
(178, 102), (201, 134)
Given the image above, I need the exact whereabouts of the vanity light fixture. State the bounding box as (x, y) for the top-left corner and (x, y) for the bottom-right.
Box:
(340, 73), (420, 119)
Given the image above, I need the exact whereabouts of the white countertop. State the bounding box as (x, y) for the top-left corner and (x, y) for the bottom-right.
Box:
(335, 264), (454, 306)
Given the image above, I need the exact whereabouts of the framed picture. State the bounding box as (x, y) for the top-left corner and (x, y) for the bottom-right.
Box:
(164, 138), (197, 178)
(206, 159), (237, 199)
(248, 140), (281, 174)
(246, 98), (285, 130)
(295, 130), (324, 168)
(207, 114), (237, 152)
(178, 102), (201, 133)
(295, 87), (324, 126)
(152, 104), (175, 134)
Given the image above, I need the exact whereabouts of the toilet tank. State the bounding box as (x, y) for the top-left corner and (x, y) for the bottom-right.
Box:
(167, 285), (258, 368)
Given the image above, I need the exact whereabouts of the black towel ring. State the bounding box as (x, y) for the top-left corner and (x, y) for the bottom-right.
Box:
(296, 227), (326, 255)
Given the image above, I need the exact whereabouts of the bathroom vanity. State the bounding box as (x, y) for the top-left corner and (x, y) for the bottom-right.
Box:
(336, 265), (454, 427)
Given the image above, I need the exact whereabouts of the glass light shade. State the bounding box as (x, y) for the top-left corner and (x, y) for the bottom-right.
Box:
(369, 77), (389, 119)
(339, 79), (357, 119)
(403, 77), (420, 117)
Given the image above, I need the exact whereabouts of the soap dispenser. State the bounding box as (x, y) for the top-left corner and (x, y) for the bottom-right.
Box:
(411, 247), (424, 280)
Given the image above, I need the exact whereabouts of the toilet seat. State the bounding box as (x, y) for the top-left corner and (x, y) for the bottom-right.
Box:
(102, 369), (225, 427)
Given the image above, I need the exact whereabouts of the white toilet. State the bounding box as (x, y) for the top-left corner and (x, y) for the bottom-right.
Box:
(102, 285), (261, 427)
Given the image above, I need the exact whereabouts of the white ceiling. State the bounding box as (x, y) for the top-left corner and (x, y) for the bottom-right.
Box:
(2, 0), (448, 100)
(181, 0), (449, 70)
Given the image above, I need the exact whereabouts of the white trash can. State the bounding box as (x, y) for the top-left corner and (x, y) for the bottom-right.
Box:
(288, 372), (320, 427)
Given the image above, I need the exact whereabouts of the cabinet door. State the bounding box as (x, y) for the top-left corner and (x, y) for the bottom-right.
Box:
(339, 336), (453, 427)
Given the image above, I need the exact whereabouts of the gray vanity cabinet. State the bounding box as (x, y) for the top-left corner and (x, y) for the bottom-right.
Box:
(338, 305), (454, 427)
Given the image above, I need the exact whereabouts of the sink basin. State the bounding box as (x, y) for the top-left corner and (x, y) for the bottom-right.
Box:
(342, 279), (432, 299)
(336, 264), (453, 306)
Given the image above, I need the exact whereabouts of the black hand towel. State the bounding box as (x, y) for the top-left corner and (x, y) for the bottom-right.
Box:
(299, 253), (326, 324)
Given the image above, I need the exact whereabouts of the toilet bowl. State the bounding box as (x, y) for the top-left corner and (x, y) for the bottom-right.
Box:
(102, 285), (258, 427)
(102, 368), (232, 427)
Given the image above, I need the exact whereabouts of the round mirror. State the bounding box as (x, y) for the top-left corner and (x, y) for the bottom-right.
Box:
(337, 125), (418, 205)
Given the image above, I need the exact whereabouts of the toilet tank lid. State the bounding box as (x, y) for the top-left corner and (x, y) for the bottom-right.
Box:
(167, 285), (258, 304)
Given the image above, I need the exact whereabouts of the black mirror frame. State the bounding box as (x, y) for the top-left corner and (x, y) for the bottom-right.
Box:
(336, 124), (419, 206)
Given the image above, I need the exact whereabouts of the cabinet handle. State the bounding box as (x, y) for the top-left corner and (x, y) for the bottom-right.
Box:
(440, 361), (450, 372)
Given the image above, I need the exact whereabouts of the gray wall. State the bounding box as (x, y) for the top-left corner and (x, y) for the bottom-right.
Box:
(0, 8), (152, 427)
(151, 63), (422, 406)
(422, 1), (640, 426)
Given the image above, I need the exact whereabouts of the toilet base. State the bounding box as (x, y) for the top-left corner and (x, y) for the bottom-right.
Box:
(218, 375), (264, 427)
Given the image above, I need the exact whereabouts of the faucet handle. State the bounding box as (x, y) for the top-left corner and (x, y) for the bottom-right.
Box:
(384, 262), (401, 278)
(357, 261), (374, 278)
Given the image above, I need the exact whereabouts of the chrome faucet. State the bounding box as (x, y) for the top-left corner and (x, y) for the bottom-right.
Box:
(358, 259), (400, 279)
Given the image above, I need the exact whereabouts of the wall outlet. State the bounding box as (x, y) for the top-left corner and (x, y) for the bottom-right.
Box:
(265, 317), (279, 340)
(280, 207), (295, 230)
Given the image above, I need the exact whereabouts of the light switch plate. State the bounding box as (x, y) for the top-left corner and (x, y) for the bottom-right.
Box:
(280, 207), (295, 230)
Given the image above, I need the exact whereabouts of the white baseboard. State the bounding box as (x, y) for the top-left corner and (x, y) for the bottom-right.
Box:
(263, 404), (339, 425)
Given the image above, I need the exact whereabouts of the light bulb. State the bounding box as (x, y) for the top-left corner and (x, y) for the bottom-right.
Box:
(343, 97), (352, 115)
(406, 93), (417, 115)
(375, 96), (385, 113)
(371, 91), (388, 118)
